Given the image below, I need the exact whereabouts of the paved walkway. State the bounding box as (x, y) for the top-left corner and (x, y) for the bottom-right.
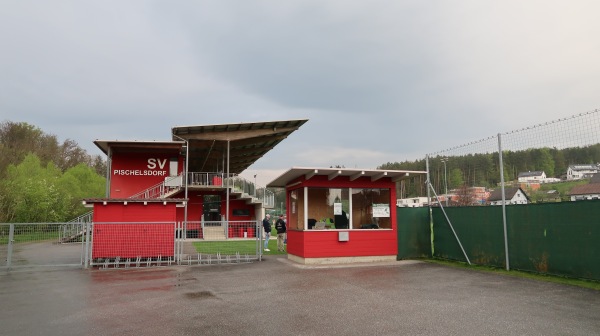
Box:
(1, 257), (599, 335)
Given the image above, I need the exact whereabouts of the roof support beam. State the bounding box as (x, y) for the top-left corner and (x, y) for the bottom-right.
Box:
(350, 171), (365, 181)
(371, 171), (388, 181)
(328, 170), (342, 181)
(305, 169), (318, 180)
(392, 173), (410, 182)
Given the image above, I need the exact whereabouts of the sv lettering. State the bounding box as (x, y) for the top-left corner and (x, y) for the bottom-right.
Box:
(147, 158), (167, 169)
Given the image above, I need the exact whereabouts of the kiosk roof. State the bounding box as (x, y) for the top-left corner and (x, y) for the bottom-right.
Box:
(266, 167), (427, 188)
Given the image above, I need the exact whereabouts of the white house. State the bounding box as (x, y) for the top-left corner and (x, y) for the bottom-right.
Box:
(397, 197), (429, 207)
(568, 173), (600, 201)
(566, 164), (600, 180)
(487, 187), (530, 205)
(517, 171), (546, 183)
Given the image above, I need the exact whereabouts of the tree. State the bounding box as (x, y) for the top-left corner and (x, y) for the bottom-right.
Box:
(0, 154), (69, 222)
(0, 120), (107, 177)
(455, 184), (475, 206)
(448, 168), (464, 189)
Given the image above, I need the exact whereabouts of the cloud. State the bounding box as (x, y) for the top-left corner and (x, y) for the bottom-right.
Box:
(1, 0), (599, 170)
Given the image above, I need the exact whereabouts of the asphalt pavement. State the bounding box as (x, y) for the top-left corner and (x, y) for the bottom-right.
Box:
(1, 257), (599, 336)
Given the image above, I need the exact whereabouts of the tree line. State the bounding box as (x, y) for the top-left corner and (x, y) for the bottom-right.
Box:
(0, 121), (106, 222)
(379, 144), (600, 197)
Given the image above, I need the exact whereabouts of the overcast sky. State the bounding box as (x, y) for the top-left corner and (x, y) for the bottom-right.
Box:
(1, 1), (599, 186)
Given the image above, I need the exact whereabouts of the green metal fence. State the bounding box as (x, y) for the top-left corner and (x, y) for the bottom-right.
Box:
(396, 207), (431, 259)
(397, 201), (600, 281)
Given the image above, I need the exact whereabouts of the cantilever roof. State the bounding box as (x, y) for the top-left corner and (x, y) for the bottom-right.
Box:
(94, 119), (308, 175)
(266, 167), (427, 188)
(172, 119), (308, 174)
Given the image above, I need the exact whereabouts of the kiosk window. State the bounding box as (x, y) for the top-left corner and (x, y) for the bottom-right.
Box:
(351, 188), (391, 229)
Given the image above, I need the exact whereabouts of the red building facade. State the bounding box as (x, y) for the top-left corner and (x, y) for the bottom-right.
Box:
(267, 168), (425, 264)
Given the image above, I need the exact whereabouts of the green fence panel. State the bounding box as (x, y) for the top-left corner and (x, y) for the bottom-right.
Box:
(432, 206), (506, 267)
(429, 201), (600, 280)
(397, 207), (431, 259)
(507, 201), (600, 280)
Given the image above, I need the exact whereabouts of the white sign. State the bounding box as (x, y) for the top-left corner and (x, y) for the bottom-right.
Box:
(334, 203), (342, 215)
(372, 204), (390, 217)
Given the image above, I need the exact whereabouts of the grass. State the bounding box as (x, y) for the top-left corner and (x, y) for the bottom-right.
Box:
(0, 231), (60, 244)
(426, 258), (600, 291)
(192, 238), (287, 255)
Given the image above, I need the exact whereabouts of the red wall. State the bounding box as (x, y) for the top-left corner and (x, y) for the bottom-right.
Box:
(92, 202), (177, 259)
(110, 152), (183, 198)
(286, 175), (398, 259)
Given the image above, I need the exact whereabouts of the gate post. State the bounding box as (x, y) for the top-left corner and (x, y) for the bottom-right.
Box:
(84, 222), (91, 269)
(7, 224), (14, 270)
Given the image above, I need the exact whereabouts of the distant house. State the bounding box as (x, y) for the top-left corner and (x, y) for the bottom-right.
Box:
(397, 197), (429, 207)
(487, 187), (530, 205)
(568, 173), (600, 201)
(543, 190), (561, 202)
(566, 164), (600, 180)
(517, 171), (546, 183)
(448, 186), (490, 205)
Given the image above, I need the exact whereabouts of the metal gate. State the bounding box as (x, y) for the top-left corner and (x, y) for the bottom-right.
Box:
(1, 221), (263, 271)
(1, 222), (86, 271)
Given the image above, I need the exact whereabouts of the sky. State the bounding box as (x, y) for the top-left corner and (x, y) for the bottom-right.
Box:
(1, 1), (599, 187)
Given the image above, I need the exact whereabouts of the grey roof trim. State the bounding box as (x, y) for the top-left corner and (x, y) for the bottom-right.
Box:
(266, 167), (426, 188)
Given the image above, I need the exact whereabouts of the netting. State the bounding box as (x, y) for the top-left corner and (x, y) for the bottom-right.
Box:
(423, 108), (600, 205)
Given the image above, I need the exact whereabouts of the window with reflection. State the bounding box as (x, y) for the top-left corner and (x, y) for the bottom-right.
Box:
(305, 188), (350, 230)
(290, 186), (391, 230)
(288, 188), (304, 230)
(351, 188), (391, 229)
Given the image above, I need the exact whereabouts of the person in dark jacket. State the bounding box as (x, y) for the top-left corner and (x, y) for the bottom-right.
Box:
(262, 214), (271, 251)
(275, 214), (287, 252)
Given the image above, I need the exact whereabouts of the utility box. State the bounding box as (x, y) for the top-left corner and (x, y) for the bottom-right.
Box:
(338, 231), (349, 242)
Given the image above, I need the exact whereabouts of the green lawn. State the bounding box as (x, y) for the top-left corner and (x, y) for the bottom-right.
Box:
(192, 239), (287, 255)
(0, 231), (60, 244)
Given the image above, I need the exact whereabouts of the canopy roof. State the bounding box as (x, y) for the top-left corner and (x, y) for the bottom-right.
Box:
(172, 119), (308, 174)
(95, 119), (308, 175)
(266, 167), (427, 188)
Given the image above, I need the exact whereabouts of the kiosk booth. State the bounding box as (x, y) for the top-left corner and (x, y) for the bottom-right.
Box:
(267, 167), (426, 265)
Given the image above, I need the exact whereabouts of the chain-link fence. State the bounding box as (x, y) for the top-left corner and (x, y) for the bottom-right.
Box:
(425, 108), (600, 205)
(408, 108), (600, 277)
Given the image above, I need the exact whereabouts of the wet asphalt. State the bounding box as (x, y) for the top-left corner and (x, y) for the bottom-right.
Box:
(1, 257), (599, 336)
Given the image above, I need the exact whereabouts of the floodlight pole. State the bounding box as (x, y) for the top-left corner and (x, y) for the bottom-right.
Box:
(441, 157), (448, 206)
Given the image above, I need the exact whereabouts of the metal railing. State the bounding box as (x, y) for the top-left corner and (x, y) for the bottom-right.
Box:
(129, 174), (183, 199)
(223, 175), (275, 208)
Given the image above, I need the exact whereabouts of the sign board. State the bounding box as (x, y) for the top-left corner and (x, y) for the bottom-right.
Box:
(372, 204), (390, 217)
(334, 203), (342, 215)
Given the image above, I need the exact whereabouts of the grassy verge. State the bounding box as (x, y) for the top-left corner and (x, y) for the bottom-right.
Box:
(425, 258), (600, 291)
(191, 239), (287, 255)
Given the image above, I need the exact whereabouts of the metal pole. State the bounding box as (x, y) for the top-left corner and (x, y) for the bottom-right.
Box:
(83, 222), (90, 268)
(428, 182), (471, 265)
(426, 155), (434, 257)
(172, 134), (189, 233)
(7, 224), (14, 270)
(441, 157), (448, 206)
(226, 140), (230, 223)
(498, 133), (510, 271)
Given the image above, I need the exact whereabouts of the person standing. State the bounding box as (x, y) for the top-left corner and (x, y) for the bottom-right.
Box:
(262, 214), (271, 251)
(275, 214), (287, 252)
